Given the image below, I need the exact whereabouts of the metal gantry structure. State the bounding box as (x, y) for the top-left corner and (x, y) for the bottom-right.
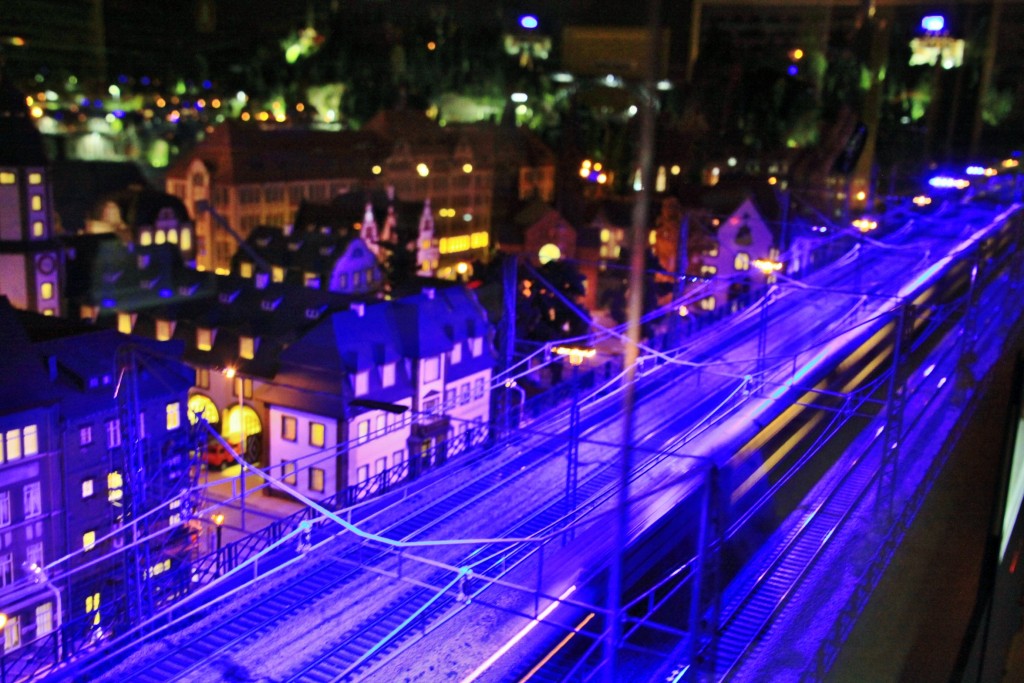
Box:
(113, 345), (202, 631)
(32, 193), (1024, 683)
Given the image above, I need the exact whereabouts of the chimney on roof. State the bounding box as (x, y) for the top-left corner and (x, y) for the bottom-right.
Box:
(423, 287), (435, 300)
(351, 302), (365, 317)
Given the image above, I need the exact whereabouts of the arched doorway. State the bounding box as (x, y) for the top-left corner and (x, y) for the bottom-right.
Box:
(223, 404), (262, 463)
(187, 394), (219, 428)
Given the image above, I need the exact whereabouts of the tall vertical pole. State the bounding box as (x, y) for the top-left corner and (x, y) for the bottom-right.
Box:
(878, 304), (911, 523)
(971, 0), (1003, 157)
(238, 378), (247, 531)
(566, 360), (581, 542)
(669, 214), (690, 349)
(503, 255), (518, 437)
(688, 463), (722, 681)
(605, 0), (661, 678)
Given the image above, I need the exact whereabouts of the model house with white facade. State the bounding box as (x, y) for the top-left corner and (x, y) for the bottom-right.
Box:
(260, 286), (494, 503)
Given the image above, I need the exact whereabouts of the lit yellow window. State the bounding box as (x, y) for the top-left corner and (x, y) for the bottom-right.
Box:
(140, 231), (152, 246)
(40, 282), (53, 300)
(32, 221), (43, 237)
(83, 530), (96, 551)
(240, 262), (253, 278)
(28, 173), (42, 185)
(196, 328), (213, 351)
(166, 402), (181, 430)
(155, 230), (166, 245)
(272, 266), (285, 282)
(0, 172), (15, 184)
(734, 252), (750, 271)
(310, 422), (325, 448)
(239, 336), (255, 360)
(155, 319), (173, 341)
(85, 592), (101, 625)
(117, 312), (133, 334)
(107, 471), (123, 503)
(31, 195), (42, 211)
(167, 228), (178, 244)
(180, 228), (192, 251)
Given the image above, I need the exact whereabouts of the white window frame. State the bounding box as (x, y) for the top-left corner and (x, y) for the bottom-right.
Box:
(23, 482), (41, 518)
(105, 419), (121, 449)
(0, 492), (10, 527)
(381, 363), (396, 388)
(354, 371), (370, 396)
(422, 356), (440, 383)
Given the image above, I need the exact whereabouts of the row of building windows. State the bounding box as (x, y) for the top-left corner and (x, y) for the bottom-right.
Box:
(279, 461), (327, 492)
(281, 416), (327, 448)
(2, 425), (39, 463)
(442, 379), (487, 410)
(80, 471), (124, 504)
(355, 449), (407, 485)
(0, 483), (43, 527)
(1, 600), (55, 653)
(138, 227), (193, 251)
(438, 231), (489, 255)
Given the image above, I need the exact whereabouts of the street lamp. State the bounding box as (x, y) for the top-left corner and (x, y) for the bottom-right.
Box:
(223, 367), (247, 531)
(552, 345), (595, 541)
(752, 260), (782, 395)
(503, 380), (526, 430)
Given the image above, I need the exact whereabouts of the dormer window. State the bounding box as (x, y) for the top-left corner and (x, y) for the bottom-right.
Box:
(260, 297), (282, 312)
(155, 319), (175, 341)
(196, 327), (215, 351)
(218, 290), (240, 305)
(450, 343), (462, 364)
(354, 370), (370, 396)
(117, 312), (135, 334)
(256, 236), (272, 248)
(305, 307), (325, 320)
(255, 272), (269, 289)
(272, 266), (285, 283)
(319, 246), (333, 257)
(239, 336), (256, 360)
(240, 262), (253, 279)
(178, 284), (198, 296)
(288, 242), (301, 252)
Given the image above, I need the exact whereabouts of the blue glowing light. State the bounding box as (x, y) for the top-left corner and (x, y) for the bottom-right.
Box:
(519, 15), (538, 30)
(787, 65), (798, 76)
(921, 15), (945, 33)
(965, 165), (985, 176)
(159, 289), (173, 298)
(202, 80), (212, 90)
(929, 176), (969, 189)
(140, 76), (151, 86)
(118, 74), (128, 84)
(113, 110), (125, 118)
